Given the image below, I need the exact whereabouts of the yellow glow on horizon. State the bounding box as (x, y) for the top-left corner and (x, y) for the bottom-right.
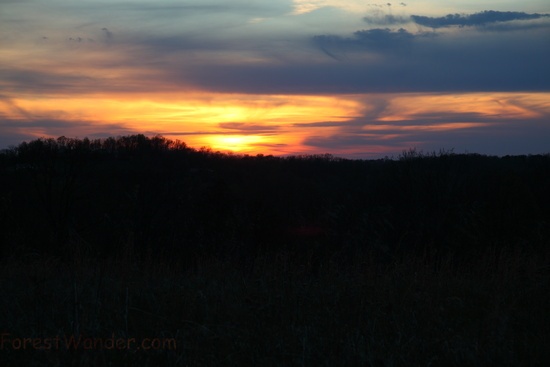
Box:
(2, 91), (548, 157)
(6, 93), (361, 126)
(202, 135), (269, 153)
(0, 93), (363, 155)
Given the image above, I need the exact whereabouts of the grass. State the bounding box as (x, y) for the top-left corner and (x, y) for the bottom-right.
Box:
(0, 245), (549, 366)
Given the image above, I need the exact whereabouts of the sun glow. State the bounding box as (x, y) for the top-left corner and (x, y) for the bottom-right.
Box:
(203, 135), (267, 153)
(2, 91), (548, 157)
(0, 93), (363, 155)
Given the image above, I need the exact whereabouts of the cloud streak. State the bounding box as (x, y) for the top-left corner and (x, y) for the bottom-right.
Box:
(411, 10), (549, 28)
(300, 93), (550, 157)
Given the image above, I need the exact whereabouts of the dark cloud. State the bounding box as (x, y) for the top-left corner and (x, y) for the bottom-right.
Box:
(7, 14), (548, 97)
(0, 66), (175, 95)
(289, 15), (547, 94)
(130, 34), (247, 55)
(291, 120), (348, 128)
(363, 14), (410, 26)
(3, 5), (549, 97)
(218, 122), (279, 134)
(354, 27), (415, 47)
(0, 69), (96, 94)
(68, 37), (85, 43)
(101, 27), (113, 42)
(411, 11), (549, 29)
(249, 142), (288, 148)
(172, 25), (550, 94)
(312, 28), (422, 59)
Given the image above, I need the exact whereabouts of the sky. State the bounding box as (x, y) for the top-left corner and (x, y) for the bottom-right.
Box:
(1, 0), (549, 158)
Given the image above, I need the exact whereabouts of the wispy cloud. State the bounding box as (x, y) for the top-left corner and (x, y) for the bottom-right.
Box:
(300, 93), (550, 157)
(101, 27), (113, 42)
(0, 116), (135, 148)
(218, 122), (280, 134)
(411, 10), (549, 28)
(363, 14), (411, 26)
(313, 28), (421, 59)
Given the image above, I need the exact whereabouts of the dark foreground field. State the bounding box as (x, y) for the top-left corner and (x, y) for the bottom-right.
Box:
(1, 135), (549, 366)
(1, 247), (549, 366)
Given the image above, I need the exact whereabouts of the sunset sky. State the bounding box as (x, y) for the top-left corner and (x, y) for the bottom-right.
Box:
(1, 0), (549, 158)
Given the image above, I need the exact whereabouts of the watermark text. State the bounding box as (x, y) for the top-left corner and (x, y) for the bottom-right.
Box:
(1, 333), (176, 351)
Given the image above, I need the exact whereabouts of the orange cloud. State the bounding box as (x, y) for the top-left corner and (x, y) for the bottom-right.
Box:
(378, 93), (547, 122)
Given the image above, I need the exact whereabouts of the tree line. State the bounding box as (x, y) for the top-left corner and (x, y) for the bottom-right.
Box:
(1, 135), (548, 267)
